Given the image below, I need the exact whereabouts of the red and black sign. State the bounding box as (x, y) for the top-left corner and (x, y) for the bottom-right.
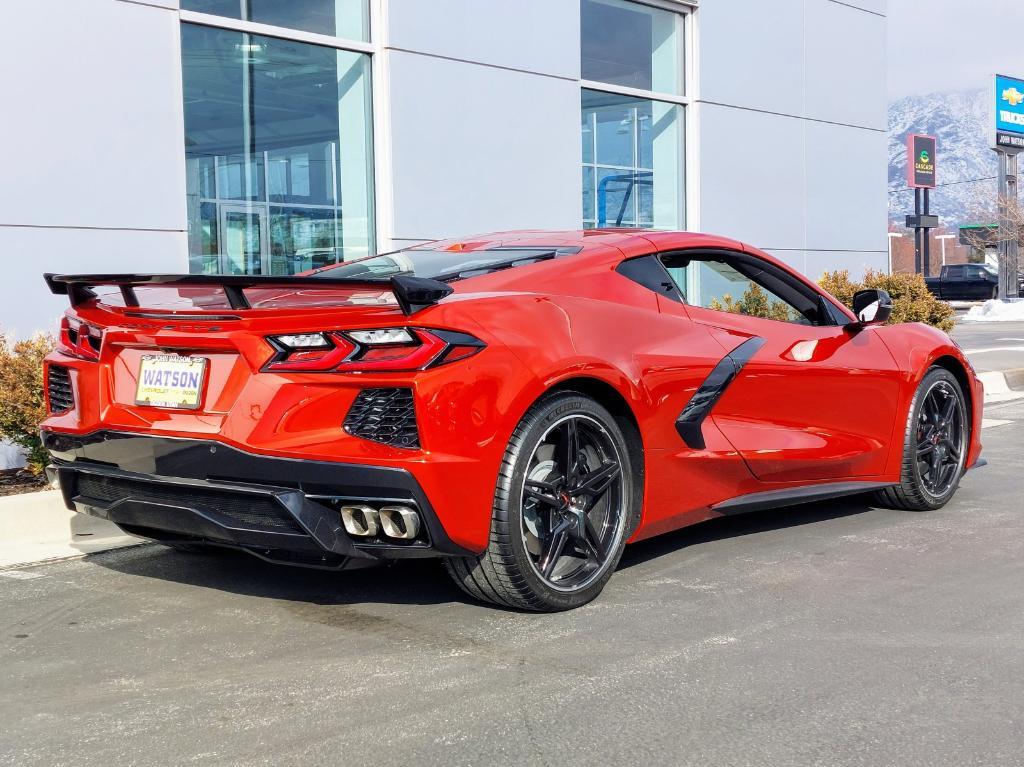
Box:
(906, 134), (937, 188)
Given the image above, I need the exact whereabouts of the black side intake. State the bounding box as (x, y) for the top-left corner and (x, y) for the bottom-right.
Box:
(344, 388), (419, 449)
(47, 365), (75, 414)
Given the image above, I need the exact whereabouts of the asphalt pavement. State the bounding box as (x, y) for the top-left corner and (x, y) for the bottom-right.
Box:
(951, 320), (1024, 375)
(1, 322), (1022, 766)
(2, 398), (1024, 765)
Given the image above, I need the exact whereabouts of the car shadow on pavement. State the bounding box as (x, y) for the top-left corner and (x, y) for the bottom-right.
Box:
(618, 496), (877, 570)
(85, 496), (880, 608)
(87, 544), (470, 608)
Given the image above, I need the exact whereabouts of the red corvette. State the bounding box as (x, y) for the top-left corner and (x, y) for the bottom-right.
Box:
(40, 230), (984, 611)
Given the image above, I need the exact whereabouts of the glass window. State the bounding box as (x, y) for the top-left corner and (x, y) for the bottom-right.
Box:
(581, 0), (682, 95)
(182, 0), (370, 42)
(181, 24), (374, 275)
(581, 89), (682, 229)
(661, 255), (814, 325)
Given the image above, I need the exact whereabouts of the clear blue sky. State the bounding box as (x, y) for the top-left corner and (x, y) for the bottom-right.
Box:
(888, 0), (1024, 99)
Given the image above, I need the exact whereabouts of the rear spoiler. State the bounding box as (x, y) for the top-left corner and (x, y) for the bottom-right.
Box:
(42, 273), (453, 316)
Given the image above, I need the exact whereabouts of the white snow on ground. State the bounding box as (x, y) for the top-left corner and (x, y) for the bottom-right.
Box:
(962, 299), (1024, 322)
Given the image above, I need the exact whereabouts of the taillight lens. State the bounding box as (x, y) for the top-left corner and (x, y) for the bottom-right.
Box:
(264, 328), (484, 373)
(58, 316), (102, 361)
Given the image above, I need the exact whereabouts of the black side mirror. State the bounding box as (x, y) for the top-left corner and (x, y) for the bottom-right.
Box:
(851, 289), (893, 326)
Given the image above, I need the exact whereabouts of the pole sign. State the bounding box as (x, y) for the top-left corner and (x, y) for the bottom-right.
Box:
(906, 134), (936, 188)
(993, 73), (1024, 151)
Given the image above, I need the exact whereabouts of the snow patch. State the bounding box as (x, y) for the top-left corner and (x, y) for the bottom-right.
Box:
(962, 299), (1024, 322)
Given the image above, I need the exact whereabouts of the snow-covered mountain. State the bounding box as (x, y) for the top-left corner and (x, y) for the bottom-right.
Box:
(888, 89), (997, 228)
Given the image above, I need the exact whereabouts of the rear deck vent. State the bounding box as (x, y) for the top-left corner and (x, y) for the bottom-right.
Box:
(47, 365), (75, 413)
(344, 388), (419, 449)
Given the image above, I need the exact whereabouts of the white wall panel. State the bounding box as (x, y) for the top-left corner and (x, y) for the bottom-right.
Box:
(387, 0), (579, 79)
(0, 226), (187, 337)
(698, 104), (806, 250)
(804, 0), (887, 129)
(0, 0), (186, 232)
(805, 122), (888, 253)
(387, 51), (581, 241)
(698, 0), (805, 117)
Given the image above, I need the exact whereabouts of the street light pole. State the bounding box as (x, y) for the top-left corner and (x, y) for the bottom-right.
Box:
(936, 234), (957, 267)
(887, 232), (903, 275)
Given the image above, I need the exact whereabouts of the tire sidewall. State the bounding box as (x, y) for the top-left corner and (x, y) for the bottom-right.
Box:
(497, 393), (634, 611)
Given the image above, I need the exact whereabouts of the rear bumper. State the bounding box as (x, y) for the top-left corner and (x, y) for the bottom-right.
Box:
(42, 429), (476, 568)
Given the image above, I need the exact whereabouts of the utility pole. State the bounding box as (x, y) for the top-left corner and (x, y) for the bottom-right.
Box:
(936, 234), (957, 267)
(993, 73), (1024, 299)
(887, 232), (903, 275)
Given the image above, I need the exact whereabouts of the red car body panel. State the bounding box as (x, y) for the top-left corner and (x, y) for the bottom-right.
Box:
(40, 230), (984, 558)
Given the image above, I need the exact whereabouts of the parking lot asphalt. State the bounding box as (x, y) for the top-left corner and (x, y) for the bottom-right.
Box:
(952, 320), (1024, 374)
(2, 397), (1023, 765)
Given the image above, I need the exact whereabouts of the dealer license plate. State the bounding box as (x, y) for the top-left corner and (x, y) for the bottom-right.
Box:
(135, 354), (208, 410)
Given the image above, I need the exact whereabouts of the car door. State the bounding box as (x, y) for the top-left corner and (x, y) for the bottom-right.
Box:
(656, 247), (903, 484)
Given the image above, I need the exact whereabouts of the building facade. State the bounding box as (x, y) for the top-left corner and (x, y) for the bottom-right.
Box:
(0, 0), (888, 336)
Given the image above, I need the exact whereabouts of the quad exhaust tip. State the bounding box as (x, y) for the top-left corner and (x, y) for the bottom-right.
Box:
(378, 505), (421, 540)
(339, 503), (421, 540)
(339, 505), (379, 537)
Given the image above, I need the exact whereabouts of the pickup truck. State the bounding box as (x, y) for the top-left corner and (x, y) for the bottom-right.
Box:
(925, 263), (1000, 301)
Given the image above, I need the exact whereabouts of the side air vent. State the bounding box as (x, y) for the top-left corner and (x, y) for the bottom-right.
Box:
(344, 388), (419, 449)
(47, 365), (75, 414)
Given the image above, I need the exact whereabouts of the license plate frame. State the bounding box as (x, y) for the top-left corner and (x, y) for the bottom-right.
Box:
(134, 354), (209, 410)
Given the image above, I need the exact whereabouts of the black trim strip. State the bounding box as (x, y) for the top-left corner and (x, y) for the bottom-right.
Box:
(676, 336), (766, 449)
(711, 481), (893, 515)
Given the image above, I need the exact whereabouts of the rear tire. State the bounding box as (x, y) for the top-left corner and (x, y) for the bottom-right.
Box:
(444, 392), (636, 612)
(875, 367), (968, 511)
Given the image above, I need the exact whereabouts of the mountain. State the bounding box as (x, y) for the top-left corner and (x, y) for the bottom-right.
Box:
(888, 88), (998, 228)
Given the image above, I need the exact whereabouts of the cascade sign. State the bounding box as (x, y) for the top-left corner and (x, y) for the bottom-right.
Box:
(906, 133), (936, 188)
(993, 73), (1024, 151)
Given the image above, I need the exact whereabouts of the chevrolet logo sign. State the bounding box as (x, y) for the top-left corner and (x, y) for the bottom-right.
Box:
(1003, 87), (1024, 107)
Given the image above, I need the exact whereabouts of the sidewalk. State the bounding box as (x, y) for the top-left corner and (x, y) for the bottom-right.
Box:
(0, 490), (141, 570)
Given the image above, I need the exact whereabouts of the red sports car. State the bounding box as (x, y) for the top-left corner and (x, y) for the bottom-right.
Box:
(41, 230), (984, 611)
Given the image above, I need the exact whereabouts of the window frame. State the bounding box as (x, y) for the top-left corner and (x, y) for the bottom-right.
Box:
(579, 0), (694, 230)
(617, 248), (852, 328)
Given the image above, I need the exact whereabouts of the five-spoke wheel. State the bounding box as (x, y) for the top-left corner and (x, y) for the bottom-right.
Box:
(877, 366), (969, 511)
(444, 392), (636, 611)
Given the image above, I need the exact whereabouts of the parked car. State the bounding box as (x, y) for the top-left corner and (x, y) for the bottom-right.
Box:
(41, 230), (985, 611)
(925, 263), (1000, 301)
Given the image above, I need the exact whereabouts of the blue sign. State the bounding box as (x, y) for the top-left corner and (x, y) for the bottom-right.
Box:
(995, 74), (1024, 150)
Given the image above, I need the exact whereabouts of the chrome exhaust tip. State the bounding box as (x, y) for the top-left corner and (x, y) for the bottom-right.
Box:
(378, 506), (421, 540)
(339, 505), (380, 537)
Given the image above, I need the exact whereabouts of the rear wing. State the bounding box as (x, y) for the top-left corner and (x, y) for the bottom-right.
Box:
(43, 273), (453, 316)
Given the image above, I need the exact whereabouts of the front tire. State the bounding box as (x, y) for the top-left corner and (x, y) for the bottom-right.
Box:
(444, 392), (636, 611)
(876, 367), (968, 511)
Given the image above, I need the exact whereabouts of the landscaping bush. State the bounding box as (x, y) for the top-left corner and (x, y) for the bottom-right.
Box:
(0, 332), (55, 475)
(818, 269), (956, 333)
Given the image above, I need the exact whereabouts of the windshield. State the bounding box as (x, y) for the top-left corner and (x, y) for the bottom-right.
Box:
(312, 247), (579, 282)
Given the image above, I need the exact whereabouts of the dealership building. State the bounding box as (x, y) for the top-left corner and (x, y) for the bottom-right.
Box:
(1, 0), (888, 336)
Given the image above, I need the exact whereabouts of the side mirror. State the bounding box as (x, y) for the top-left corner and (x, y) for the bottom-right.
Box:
(851, 289), (893, 326)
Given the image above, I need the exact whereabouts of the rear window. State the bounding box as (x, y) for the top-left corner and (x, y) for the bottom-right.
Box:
(90, 284), (397, 311)
(314, 247), (580, 282)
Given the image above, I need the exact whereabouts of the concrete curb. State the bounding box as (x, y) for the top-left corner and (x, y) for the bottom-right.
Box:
(0, 489), (141, 570)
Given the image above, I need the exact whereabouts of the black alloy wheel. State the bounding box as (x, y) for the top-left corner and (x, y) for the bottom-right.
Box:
(876, 366), (969, 511)
(915, 378), (967, 498)
(444, 392), (637, 611)
(520, 414), (625, 591)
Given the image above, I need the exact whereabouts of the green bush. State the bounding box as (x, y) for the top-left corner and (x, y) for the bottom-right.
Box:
(818, 270), (956, 333)
(0, 332), (55, 475)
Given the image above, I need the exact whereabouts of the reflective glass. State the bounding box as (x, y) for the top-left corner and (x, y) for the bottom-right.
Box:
(182, 24), (374, 275)
(581, 89), (682, 229)
(182, 0), (369, 42)
(581, 0), (681, 95)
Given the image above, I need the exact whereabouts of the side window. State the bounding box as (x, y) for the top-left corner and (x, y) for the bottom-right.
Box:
(946, 265), (965, 279)
(660, 252), (829, 326)
(966, 265), (988, 279)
